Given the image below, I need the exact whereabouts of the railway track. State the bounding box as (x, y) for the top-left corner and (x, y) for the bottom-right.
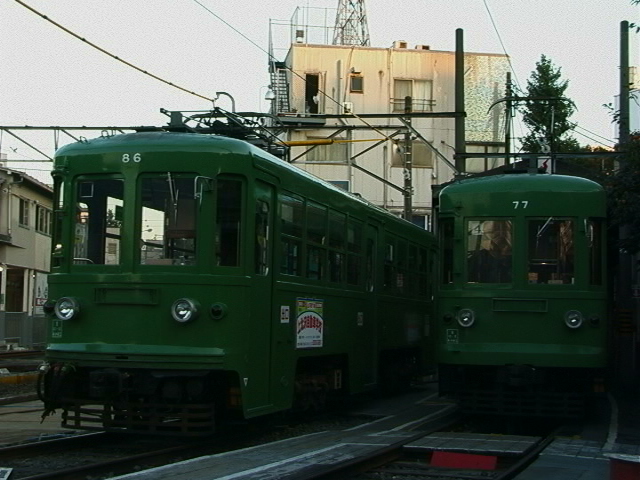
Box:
(0, 407), (383, 480)
(303, 430), (556, 480)
(0, 428), (242, 480)
(0, 388), (564, 480)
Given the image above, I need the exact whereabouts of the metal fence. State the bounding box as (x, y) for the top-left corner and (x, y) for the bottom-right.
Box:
(0, 312), (48, 350)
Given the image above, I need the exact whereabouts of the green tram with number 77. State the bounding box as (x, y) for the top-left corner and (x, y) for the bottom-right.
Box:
(436, 170), (608, 417)
(38, 125), (438, 435)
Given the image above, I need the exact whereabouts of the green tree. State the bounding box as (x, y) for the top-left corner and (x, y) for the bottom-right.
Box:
(605, 134), (640, 253)
(520, 55), (580, 153)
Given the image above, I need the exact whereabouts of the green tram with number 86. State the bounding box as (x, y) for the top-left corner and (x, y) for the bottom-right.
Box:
(39, 128), (437, 434)
(436, 170), (608, 417)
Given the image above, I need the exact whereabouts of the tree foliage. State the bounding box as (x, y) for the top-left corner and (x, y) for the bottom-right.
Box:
(605, 134), (640, 253)
(519, 55), (580, 153)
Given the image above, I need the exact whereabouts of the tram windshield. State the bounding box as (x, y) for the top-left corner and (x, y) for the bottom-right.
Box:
(527, 217), (574, 284)
(139, 174), (196, 266)
(466, 219), (513, 283)
(73, 178), (124, 265)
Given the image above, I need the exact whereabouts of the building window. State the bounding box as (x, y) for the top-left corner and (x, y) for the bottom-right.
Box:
(19, 198), (29, 227)
(390, 140), (434, 168)
(306, 137), (349, 163)
(305, 73), (320, 114)
(392, 79), (434, 112)
(350, 75), (363, 93)
(36, 205), (52, 235)
(328, 180), (349, 191)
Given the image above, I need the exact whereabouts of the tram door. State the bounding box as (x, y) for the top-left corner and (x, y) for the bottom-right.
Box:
(246, 180), (274, 412)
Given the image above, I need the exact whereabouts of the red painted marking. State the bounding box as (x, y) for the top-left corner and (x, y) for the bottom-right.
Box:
(610, 458), (640, 480)
(430, 451), (498, 470)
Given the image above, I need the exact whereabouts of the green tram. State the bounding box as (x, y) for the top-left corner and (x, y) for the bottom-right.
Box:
(39, 131), (437, 434)
(436, 171), (607, 417)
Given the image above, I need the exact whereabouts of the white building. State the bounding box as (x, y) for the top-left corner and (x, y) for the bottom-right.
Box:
(269, 39), (510, 226)
(0, 154), (52, 347)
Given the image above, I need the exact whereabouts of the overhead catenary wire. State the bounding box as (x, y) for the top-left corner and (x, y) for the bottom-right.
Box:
(13, 0), (215, 103)
(188, 0), (395, 143)
(15, 0), (395, 146)
(482, 0), (521, 91)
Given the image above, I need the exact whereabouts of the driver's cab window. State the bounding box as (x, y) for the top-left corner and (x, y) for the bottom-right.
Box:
(528, 217), (574, 284)
(139, 173), (197, 266)
(466, 219), (513, 283)
(74, 178), (124, 265)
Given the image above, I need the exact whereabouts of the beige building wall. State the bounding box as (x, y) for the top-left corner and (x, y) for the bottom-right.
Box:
(277, 42), (509, 226)
(0, 167), (52, 317)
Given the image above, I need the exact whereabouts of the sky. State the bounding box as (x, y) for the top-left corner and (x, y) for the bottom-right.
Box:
(0, 0), (638, 184)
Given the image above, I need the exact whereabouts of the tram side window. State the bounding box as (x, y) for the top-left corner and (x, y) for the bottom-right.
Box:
(255, 200), (269, 275)
(328, 210), (346, 283)
(440, 218), (454, 284)
(418, 246), (429, 295)
(383, 239), (395, 291)
(528, 218), (574, 284)
(346, 219), (363, 285)
(467, 219), (512, 283)
(139, 174), (196, 266)
(588, 219), (603, 286)
(280, 193), (304, 276)
(306, 202), (327, 280)
(408, 244), (418, 294)
(74, 178), (124, 265)
(52, 177), (65, 267)
(365, 237), (375, 292)
(397, 239), (407, 293)
(217, 178), (243, 267)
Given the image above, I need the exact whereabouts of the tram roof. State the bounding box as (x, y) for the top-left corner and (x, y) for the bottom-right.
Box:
(440, 172), (604, 197)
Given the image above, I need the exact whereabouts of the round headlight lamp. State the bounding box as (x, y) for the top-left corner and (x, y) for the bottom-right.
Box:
(54, 297), (80, 321)
(564, 310), (584, 329)
(457, 308), (475, 328)
(171, 298), (199, 323)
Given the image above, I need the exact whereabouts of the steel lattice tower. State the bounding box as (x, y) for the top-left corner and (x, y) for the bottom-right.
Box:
(332, 0), (370, 46)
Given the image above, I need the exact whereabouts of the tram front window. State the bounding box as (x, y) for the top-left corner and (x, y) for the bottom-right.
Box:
(74, 178), (124, 265)
(528, 218), (574, 284)
(139, 174), (196, 266)
(466, 219), (512, 283)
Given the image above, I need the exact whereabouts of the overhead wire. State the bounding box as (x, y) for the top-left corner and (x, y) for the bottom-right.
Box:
(13, 0), (215, 103)
(15, 0), (395, 145)
(188, 0), (394, 143)
(482, 0), (521, 90)
(481, 0), (526, 153)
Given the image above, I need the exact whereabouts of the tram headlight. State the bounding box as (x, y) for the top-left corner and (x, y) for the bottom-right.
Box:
(564, 310), (584, 329)
(54, 297), (80, 321)
(457, 308), (475, 328)
(171, 298), (200, 323)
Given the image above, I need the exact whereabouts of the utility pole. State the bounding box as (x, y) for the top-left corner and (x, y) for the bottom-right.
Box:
(505, 72), (512, 166)
(619, 21), (630, 146)
(403, 96), (413, 221)
(454, 28), (466, 174)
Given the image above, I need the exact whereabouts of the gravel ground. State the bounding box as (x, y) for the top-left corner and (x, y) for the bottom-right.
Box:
(0, 377), (39, 399)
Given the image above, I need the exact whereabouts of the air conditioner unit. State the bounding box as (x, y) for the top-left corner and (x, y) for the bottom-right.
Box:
(392, 40), (407, 49)
(415, 44), (430, 50)
(342, 102), (353, 113)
